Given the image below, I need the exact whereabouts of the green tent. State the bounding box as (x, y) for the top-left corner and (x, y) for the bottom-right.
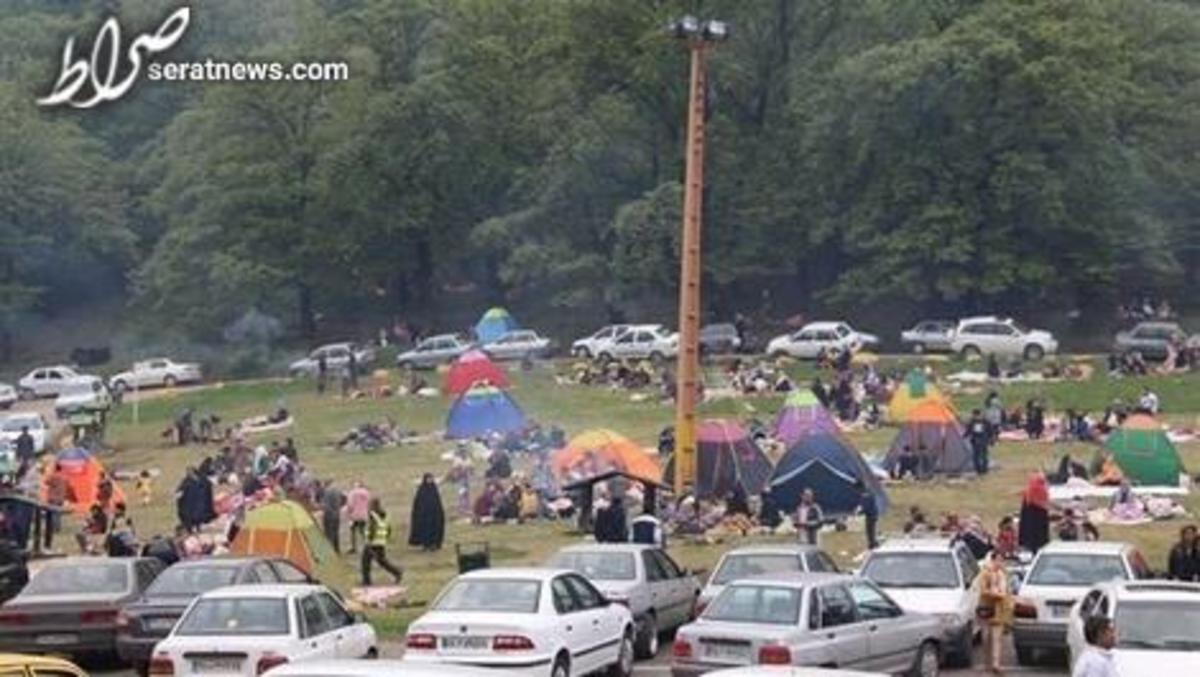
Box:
(1104, 414), (1185, 486)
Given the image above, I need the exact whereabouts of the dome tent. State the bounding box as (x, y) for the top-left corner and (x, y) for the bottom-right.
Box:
(769, 432), (889, 517)
(444, 349), (510, 396)
(887, 369), (954, 423)
(772, 390), (839, 444)
(445, 385), (527, 439)
(883, 400), (973, 476)
(1104, 414), (1185, 486)
(663, 420), (774, 499)
(473, 307), (520, 344)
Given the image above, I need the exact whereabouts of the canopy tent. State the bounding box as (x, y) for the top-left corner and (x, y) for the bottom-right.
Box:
(663, 420), (774, 499)
(445, 385), (527, 439)
(772, 390), (840, 444)
(474, 307), (520, 344)
(887, 370), (954, 423)
(444, 349), (510, 396)
(229, 500), (343, 581)
(1104, 414), (1185, 486)
(44, 447), (125, 514)
(769, 432), (889, 517)
(550, 429), (661, 484)
(883, 400), (973, 476)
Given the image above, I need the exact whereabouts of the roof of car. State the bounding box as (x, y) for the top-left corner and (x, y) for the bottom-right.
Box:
(424, 333), (462, 341)
(801, 321), (848, 330)
(1103, 580), (1200, 602)
(165, 556), (270, 570)
(1131, 321), (1182, 330)
(625, 323), (665, 331)
(266, 661), (511, 677)
(720, 544), (824, 557)
(726, 572), (850, 588)
(1037, 541), (1132, 556)
(871, 538), (960, 554)
(40, 555), (148, 569)
(0, 654), (86, 674)
(457, 567), (570, 581)
(200, 583), (326, 599)
(556, 543), (659, 555)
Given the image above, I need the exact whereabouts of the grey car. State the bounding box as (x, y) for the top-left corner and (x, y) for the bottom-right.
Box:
(1113, 321), (1191, 361)
(0, 557), (164, 658)
(482, 330), (553, 361)
(396, 334), (473, 369)
(699, 545), (839, 613)
(699, 324), (743, 355)
(289, 342), (376, 377)
(899, 321), (956, 354)
(548, 543), (700, 658)
(672, 573), (942, 677)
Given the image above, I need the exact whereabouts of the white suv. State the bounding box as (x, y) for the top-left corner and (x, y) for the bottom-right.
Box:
(1066, 580), (1200, 675)
(859, 537), (981, 667)
(571, 324), (631, 359)
(598, 324), (678, 362)
(766, 321), (879, 359)
(949, 316), (1058, 360)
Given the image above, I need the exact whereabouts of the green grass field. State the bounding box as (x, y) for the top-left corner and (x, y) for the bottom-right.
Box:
(92, 360), (1200, 639)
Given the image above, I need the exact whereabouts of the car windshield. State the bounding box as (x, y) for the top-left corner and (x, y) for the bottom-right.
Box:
(60, 381), (97, 395)
(24, 563), (129, 595)
(1, 417), (38, 432)
(711, 554), (803, 585)
(862, 553), (958, 588)
(433, 579), (541, 613)
(175, 598), (290, 636)
(835, 325), (850, 337)
(549, 552), (637, 581)
(1026, 554), (1127, 586)
(1011, 320), (1031, 333)
(704, 585), (802, 625)
(1115, 600), (1200, 651)
(146, 566), (239, 597)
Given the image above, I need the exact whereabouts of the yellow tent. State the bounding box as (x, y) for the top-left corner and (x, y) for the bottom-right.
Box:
(886, 370), (954, 423)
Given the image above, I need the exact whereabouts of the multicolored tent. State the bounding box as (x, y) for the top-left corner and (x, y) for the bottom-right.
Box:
(229, 500), (342, 580)
(883, 399), (973, 476)
(663, 420), (774, 499)
(45, 447), (125, 514)
(769, 432), (889, 517)
(445, 385), (527, 439)
(773, 390), (840, 444)
(444, 349), (509, 396)
(887, 369), (954, 423)
(474, 307), (520, 344)
(550, 429), (662, 484)
(1104, 414), (1185, 486)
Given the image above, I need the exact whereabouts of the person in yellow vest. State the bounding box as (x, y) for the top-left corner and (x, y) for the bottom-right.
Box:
(361, 498), (404, 586)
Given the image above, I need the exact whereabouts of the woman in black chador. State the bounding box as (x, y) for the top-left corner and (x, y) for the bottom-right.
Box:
(408, 473), (445, 551)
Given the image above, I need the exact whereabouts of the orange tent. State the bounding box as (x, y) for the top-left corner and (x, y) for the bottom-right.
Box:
(550, 429), (661, 483)
(44, 447), (125, 514)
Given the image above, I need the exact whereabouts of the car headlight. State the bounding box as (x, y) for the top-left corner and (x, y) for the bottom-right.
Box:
(936, 613), (962, 628)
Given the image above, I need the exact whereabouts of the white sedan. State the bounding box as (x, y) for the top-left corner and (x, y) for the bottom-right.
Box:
(109, 358), (203, 392)
(266, 661), (515, 676)
(148, 584), (377, 676)
(17, 365), (93, 399)
(404, 567), (635, 677)
(0, 412), (48, 454)
(1066, 580), (1200, 676)
(483, 330), (553, 361)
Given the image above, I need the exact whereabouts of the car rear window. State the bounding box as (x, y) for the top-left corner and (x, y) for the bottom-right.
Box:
(24, 563), (129, 595)
(433, 579), (541, 613)
(704, 585), (802, 625)
(711, 554), (803, 584)
(146, 566), (239, 596)
(862, 552), (958, 588)
(1115, 600), (1200, 650)
(175, 598), (290, 636)
(1026, 554), (1128, 586)
(548, 552), (637, 581)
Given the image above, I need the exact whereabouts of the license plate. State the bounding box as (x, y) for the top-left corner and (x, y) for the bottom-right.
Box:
(1049, 605), (1071, 618)
(35, 634), (77, 646)
(192, 657), (242, 673)
(702, 642), (751, 663)
(441, 636), (489, 650)
(147, 617), (177, 631)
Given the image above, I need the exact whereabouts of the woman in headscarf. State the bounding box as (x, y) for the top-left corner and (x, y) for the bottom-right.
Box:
(408, 474), (445, 551)
(726, 484), (750, 517)
(1018, 473), (1051, 553)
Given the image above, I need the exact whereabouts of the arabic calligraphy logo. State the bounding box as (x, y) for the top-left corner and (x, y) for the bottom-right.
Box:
(38, 7), (190, 109)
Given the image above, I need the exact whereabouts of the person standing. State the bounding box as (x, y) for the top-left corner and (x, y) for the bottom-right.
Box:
(14, 427), (34, 467)
(978, 556), (1013, 674)
(856, 481), (879, 550)
(361, 498), (403, 586)
(631, 512), (665, 546)
(1168, 525), (1199, 581)
(345, 480), (371, 554)
(795, 489), (824, 546)
(43, 465), (69, 551)
(316, 352), (328, 395)
(967, 409), (992, 475)
(1072, 616), (1119, 677)
(1018, 473), (1051, 553)
(348, 351), (359, 391)
(408, 474), (445, 551)
(320, 480), (345, 554)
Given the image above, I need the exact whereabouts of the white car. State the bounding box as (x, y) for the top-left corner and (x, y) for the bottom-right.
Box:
(0, 384), (15, 410)
(403, 567), (635, 677)
(396, 334), (474, 369)
(859, 538), (980, 666)
(1066, 580), (1200, 676)
(53, 376), (112, 419)
(708, 667), (887, 677)
(17, 365), (94, 399)
(0, 412), (48, 454)
(700, 545), (839, 615)
(1012, 541), (1149, 665)
(899, 321), (957, 354)
(148, 584), (377, 676)
(598, 324), (678, 362)
(266, 662), (515, 677)
(766, 322), (879, 360)
(110, 358), (203, 393)
(948, 316), (1058, 360)
(571, 325), (631, 359)
(483, 330), (553, 361)
(288, 343), (376, 377)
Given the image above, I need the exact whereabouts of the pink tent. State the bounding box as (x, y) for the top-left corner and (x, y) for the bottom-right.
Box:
(772, 390), (839, 444)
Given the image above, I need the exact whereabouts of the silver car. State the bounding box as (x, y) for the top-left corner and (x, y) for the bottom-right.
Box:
(899, 321), (956, 354)
(482, 330), (553, 361)
(1113, 321), (1191, 361)
(700, 545), (839, 614)
(396, 334), (473, 369)
(549, 543), (700, 658)
(288, 342), (376, 377)
(672, 573), (942, 677)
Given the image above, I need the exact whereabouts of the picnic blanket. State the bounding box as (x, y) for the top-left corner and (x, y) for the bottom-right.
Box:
(238, 415), (294, 435)
(350, 586), (408, 609)
(1049, 481), (1190, 502)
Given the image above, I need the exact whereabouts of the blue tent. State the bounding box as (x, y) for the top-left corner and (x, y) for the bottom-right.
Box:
(474, 307), (520, 344)
(768, 432), (889, 518)
(445, 385), (527, 439)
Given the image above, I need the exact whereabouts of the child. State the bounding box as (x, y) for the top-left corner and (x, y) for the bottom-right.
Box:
(135, 470), (153, 506)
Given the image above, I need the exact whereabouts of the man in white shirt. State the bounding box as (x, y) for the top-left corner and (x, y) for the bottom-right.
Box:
(1073, 615), (1119, 677)
(1138, 387), (1160, 415)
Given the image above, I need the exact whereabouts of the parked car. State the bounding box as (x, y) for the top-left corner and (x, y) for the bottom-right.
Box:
(396, 334), (473, 369)
(149, 584), (377, 676)
(1012, 541), (1149, 665)
(17, 365), (94, 399)
(117, 557), (314, 673)
(699, 323), (742, 355)
(288, 343), (376, 377)
(548, 543), (700, 658)
(859, 538), (980, 666)
(671, 573), (941, 677)
(1065, 580), (1200, 676)
(53, 376), (112, 419)
(700, 545), (839, 615)
(949, 316), (1058, 360)
(403, 567), (635, 677)
(0, 384), (15, 410)
(483, 330), (553, 361)
(0, 412), (48, 454)
(1113, 322), (1191, 361)
(110, 358), (203, 393)
(707, 668), (886, 677)
(265, 662), (514, 677)
(0, 557), (164, 657)
(598, 324), (678, 362)
(572, 325), (631, 359)
(766, 322), (880, 360)
(899, 321), (956, 354)
(0, 654), (87, 677)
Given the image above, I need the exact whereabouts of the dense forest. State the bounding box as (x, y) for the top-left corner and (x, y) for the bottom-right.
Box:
(1, 0), (1199, 358)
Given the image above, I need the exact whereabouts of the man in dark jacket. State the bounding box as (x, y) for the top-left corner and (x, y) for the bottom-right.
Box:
(966, 410), (991, 475)
(14, 427), (34, 466)
(1168, 525), (1199, 581)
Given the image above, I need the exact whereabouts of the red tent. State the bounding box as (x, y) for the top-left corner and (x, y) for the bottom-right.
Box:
(444, 350), (509, 395)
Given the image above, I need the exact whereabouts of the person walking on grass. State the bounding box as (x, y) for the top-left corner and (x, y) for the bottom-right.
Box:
(320, 480), (345, 554)
(361, 498), (403, 586)
(1073, 615), (1119, 677)
(345, 480), (371, 554)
